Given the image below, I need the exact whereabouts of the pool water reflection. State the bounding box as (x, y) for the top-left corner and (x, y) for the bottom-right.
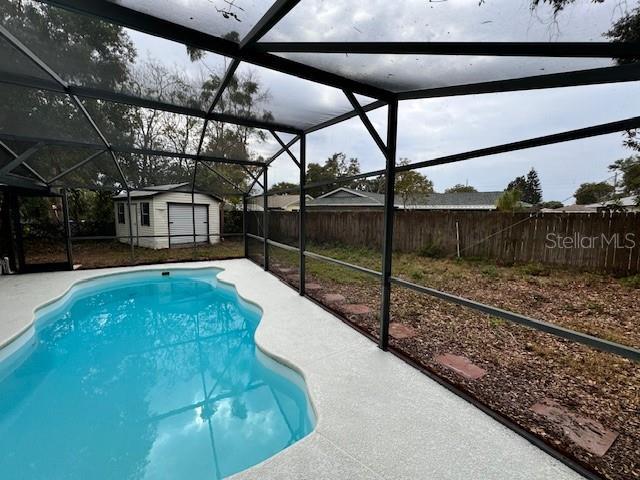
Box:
(0, 270), (314, 479)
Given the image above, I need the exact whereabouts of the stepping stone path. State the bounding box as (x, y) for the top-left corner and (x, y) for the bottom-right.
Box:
(323, 293), (345, 304)
(342, 304), (371, 315)
(286, 274), (300, 283)
(389, 323), (417, 339)
(435, 353), (486, 380)
(305, 283), (322, 291)
(279, 267), (295, 274)
(530, 399), (618, 456)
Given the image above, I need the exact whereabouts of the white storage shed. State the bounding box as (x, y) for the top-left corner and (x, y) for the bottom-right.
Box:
(113, 183), (223, 249)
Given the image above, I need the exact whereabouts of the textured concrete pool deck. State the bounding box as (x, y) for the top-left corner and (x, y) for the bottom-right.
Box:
(0, 259), (581, 480)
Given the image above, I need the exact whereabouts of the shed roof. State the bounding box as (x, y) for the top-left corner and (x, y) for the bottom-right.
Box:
(113, 183), (222, 202)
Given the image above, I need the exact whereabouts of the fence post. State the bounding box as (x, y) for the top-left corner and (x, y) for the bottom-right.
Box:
(242, 193), (248, 258)
(61, 188), (74, 270)
(380, 99), (398, 351)
(299, 133), (306, 295)
(263, 167), (269, 271)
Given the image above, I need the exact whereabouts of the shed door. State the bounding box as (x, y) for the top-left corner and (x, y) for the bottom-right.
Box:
(168, 204), (208, 246)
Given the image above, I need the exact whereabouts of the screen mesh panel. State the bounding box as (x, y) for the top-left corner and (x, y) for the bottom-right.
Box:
(80, 98), (206, 154)
(403, 132), (633, 207)
(264, 0), (632, 43)
(27, 146), (122, 189)
(306, 106), (388, 174)
(195, 162), (253, 195)
(272, 53), (616, 92)
(1, 1), (231, 111)
(397, 81), (640, 162)
(106, 0), (276, 40)
(0, 83), (101, 143)
(116, 154), (196, 190)
(203, 122), (282, 161)
(0, 35), (51, 80)
(214, 62), (375, 130)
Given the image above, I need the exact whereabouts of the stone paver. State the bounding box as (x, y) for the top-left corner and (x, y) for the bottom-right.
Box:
(341, 304), (372, 315)
(389, 323), (418, 339)
(435, 353), (487, 380)
(323, 293), (345, 304)
(531, 399), (618, 456)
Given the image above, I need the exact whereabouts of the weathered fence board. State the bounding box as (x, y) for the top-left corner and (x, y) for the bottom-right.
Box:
(261, 210), (640, 274)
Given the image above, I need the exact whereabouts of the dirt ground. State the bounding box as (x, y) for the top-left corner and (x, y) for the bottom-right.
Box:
(264, 243), (640, 480)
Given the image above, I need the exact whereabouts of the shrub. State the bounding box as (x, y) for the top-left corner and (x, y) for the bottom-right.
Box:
(619, 274), (640, 289)
(418, 241), (443, 258)
(480, 265), (499, 278)
(520, 263), (550, 277)
(410, 269), (425, 282)
(488, 316), (505, 328)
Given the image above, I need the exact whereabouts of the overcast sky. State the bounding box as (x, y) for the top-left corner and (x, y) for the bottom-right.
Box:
(126, 0), (639, 203)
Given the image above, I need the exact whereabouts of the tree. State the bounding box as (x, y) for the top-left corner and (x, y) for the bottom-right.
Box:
(539, 201), (564, 209)
(525, 168), (543, 204)
(610, 156), (640, 205)
(305, 153), (362, 196)
(269, 182), (298, 193)
(574, 182), (615, 205)
(445, 184), (477, 193)
(0, 0), (135, 189)
(361, 175), (386, 194)
(394, 159), (434, 209)
(507, 175), (528, 195)
(507, 168), (543, 204)
(496, 189), (523, 212)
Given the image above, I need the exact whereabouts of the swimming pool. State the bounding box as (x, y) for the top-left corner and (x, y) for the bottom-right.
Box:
(0, 268), (315, 480)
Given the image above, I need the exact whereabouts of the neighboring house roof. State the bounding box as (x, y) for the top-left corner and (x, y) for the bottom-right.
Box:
(268, 194), (314, 210)
(545, 204), (596, 213)
(113, 183), (222, 202)
(307, 187), (512, 210)
(246, 194), (314, 211)
(407, 191), (508, 210)
(307, 188), (385, 208)
(587, 195), (639, 208)
(544, 196), (639, 213)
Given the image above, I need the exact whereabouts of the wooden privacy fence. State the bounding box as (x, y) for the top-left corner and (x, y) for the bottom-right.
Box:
(264, 210), (640, 274)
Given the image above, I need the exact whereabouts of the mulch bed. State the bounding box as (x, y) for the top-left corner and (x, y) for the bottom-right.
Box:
(266, 250), (639, 480)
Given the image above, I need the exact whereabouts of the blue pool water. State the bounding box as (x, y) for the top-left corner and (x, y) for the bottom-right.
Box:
(0, 269), (314, 479)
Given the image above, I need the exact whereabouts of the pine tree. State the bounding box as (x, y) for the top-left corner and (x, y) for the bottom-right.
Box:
(525, 168), (543, 205)
(506, 169), (542, 205)
(507, 176), (527, 194)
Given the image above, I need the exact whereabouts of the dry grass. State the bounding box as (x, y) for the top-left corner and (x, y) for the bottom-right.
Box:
(23, 238), (244, 270)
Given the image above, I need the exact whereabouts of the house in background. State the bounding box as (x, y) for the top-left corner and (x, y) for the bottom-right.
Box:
(247, 193), (314, 212)
(306, 187), (514, 211)
(113, 183), (222, 249)
(541, 195), (639, 213)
